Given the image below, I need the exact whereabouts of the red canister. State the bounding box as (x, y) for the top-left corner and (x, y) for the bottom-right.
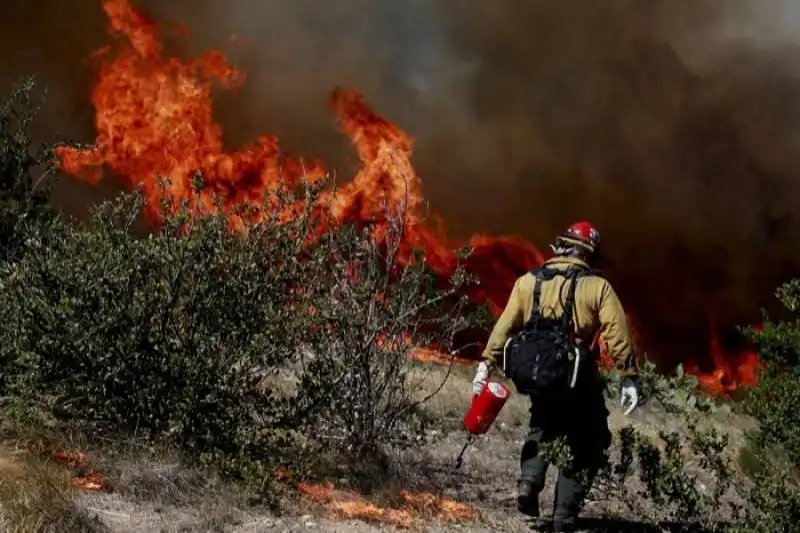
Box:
(463, 381), (510, 435)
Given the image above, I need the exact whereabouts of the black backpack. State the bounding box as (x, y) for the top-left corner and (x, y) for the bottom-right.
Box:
(502, 265), (594, 396)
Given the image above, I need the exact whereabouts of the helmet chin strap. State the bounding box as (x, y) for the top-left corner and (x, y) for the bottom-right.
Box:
(550, 243), (589, 260)
(550, 244), (574, 255)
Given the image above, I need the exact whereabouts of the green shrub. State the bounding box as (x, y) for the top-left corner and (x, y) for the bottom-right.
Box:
(593, 277), (800, 531)
(0, 182), (472, 479)
(0, 75), (56, 265)
(717, 279), (800, 530)
(741, 280), (800, 467)
(730, 474), (800, 533)
(0, 158), (473, 495)
(589, 363), (739, 528)
(0, 185), (330, 482)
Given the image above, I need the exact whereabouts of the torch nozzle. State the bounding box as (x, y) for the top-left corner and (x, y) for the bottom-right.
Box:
(454, 434), (475, 470)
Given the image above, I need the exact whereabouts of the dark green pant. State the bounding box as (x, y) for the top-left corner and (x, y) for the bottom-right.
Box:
(519, 387), (612, 521)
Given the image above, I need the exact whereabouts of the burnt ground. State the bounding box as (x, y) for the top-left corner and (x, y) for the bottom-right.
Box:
(0, 362), (757, 532)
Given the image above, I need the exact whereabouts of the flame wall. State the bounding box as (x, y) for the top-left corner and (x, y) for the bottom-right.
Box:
(3, 1), (800, 372)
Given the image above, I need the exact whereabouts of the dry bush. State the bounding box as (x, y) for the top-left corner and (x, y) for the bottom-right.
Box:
(289, 207), (475, 465)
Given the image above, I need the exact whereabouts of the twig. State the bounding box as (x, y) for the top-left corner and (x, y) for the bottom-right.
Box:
(86, 507), (131, 519)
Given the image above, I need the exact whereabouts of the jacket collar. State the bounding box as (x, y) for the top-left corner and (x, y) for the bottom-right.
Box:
(542, 256), (590, 270)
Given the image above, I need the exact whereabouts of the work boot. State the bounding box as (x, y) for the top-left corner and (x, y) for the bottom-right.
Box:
(552, 517), (577, 532)
(552, 504), (578, 532)
(516, 481), (540, 517)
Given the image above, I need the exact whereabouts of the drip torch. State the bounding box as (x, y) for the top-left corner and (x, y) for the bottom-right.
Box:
(455, 381), (510, 469)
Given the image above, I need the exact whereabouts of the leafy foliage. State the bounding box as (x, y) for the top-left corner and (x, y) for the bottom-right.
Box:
(0, 182), (474, 487)
(0, 187), (324, 484)
(0, 77), (475, 494)
(0, 76), (56, 264)
(585, 275), (800, 531)
(741, 281), (800, 467)
(581, 364), (737, 529)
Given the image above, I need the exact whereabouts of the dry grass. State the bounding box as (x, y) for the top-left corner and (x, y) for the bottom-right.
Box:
(0, 363), (760, 533)
(0, 411), (257, 533)
(75, 440), (258, 532)
(0, 443), (108, 533)
(100, 445), (230, 508)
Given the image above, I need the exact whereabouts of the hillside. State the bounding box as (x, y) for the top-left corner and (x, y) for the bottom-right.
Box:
(0, 27), (798, 531)
(0, 362), (758, 533)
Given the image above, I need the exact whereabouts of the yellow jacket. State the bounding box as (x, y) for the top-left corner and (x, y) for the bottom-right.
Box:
(481, 256), (637, 379)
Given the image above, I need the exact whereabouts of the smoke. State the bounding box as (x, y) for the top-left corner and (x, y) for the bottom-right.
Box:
(423, 0), (800, 362)
(3, 0), (800, 365)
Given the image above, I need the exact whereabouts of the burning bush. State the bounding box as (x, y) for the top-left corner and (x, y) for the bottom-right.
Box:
(0, 79), (474, 495)
(0, 178), (473, 488)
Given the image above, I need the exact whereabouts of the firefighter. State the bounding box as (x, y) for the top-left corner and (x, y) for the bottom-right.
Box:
(472, 221), (638, 532)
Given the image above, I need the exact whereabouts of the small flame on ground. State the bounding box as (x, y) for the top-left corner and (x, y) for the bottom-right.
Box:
(298, 481), (479, 528)
(408, 347), (471, 366)
(52, 450), (88, 469)
(69, 473), (105, 491)
(380, 332), (470, 366)
(52, 449), (106, 492)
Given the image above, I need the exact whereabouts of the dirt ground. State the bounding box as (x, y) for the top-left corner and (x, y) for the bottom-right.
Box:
(0, 363), (756, 532)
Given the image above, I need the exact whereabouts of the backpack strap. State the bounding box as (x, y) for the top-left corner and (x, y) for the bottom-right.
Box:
(526, 264), (590, 331)
(559, 267), (583, 334)
(528, 266), (559, 329)
(530, 269), (545, 326)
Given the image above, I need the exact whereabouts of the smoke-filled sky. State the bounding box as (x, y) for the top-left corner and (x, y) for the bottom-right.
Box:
(4, 0), (800, 364)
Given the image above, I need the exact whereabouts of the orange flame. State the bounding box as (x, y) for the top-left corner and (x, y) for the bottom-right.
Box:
(69, 473), (106, 491)
(55, 0), (761, 396)
(376, 332), (470, 366)
(686, 317), (762, 396)
(57, 0), (326, 229)
(52, 450), (106, 491)
(52, 450), (88, 469)
(298, 481), (478, 527)
(408, 346), (471, 366)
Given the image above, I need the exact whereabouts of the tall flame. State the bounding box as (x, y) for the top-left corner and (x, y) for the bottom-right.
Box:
(56, 0), (760, 395)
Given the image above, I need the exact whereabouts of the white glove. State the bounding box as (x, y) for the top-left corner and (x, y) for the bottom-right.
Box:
(620, 378), (639, 416)
(472, 361), (493, 395)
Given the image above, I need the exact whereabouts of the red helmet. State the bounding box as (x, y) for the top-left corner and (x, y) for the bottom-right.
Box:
(556, 221), (600, 254)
